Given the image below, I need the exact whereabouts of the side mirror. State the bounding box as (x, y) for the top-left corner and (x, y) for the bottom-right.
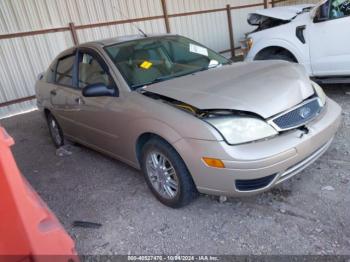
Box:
(208, 59), (220, 68)
(82, 83), (117, 97)
(37, 72), (44, 81)
(313, 5), (329, 23)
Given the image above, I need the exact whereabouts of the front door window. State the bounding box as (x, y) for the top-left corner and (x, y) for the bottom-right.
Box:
(78, 52), (114, 89)
(330, 0), (350, 18)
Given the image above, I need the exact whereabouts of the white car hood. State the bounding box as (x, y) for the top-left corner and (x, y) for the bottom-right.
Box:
(251, 4), (315, 21)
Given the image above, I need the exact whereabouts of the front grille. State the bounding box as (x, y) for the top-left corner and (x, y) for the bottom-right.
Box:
(235, 174), (276, 191)
(271, 98), (322, 131)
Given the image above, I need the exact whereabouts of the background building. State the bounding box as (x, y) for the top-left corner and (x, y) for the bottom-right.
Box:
(0, 0), (318, 118)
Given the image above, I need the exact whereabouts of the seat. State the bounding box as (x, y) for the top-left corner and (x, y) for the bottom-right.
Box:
(79, 60), (109, 88)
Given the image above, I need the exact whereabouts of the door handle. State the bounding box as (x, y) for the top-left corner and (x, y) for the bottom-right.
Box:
(50, 90), (57, 96)
(75, 97), (85, 105)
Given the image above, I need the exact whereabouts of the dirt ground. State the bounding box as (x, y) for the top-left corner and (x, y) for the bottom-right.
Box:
(2, 85), (350, 255)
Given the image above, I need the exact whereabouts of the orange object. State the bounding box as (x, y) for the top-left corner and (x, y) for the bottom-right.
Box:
(0, 127), (78, 262)
(202, 157), (225, 169)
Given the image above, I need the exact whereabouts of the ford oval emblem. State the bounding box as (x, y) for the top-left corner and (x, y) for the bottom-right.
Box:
(299, 107), (312, 119)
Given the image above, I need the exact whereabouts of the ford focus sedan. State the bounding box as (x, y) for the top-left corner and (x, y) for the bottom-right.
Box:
(35, 34), (341, 208)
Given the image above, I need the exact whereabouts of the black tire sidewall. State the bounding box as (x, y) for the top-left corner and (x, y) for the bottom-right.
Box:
(46, 113), (64, 148)
(265, 54), (296, 63)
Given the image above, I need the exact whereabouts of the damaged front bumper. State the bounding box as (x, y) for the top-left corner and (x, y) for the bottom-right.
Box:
(172, 98), (341, 197)
(240, 37), (253, 57)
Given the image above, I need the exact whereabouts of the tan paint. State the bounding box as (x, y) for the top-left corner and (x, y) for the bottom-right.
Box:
(36, 35), (342, 196)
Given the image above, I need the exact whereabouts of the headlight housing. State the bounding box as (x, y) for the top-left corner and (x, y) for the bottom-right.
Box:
(206, 116), (278, 145)
(240, 38), (253, 56)
(311, 81), (326, 106)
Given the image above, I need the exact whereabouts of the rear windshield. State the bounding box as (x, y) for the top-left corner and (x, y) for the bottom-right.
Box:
(104, 36), (230, 90)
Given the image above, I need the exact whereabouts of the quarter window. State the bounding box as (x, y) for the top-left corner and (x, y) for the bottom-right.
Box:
(55, 55), (75, 86)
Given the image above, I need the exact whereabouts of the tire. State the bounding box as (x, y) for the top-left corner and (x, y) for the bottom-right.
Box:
(264, 54), (296, 63)
(46, 112), (64, 148)
(140, 138), (198, 208)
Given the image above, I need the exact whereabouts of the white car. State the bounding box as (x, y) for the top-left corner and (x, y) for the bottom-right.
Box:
(243, 0), (350, 83)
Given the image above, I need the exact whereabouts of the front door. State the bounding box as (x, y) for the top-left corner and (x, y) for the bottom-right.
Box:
(67, 49), (123, 156)
(309, 0), (350, 76)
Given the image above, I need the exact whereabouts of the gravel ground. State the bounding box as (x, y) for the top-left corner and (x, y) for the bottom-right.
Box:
(1, 85), (350, 255)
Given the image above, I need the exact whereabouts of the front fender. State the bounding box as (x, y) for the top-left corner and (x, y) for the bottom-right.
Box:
(131, 118), (183, 145)
(126, 114), (223, 168)
(246, 38), (312, 76)
(125, 118), (186, 168)
(248, 38), (304, 63)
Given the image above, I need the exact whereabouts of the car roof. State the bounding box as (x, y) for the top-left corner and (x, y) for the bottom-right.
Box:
(79, 33), (177, 48)
(55, 34), (179, 60)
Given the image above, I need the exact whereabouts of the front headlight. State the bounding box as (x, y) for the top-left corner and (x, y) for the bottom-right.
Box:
(240, 38), (253, 56)
(206, 116), (278, 145)
(311, 81), (326, 106)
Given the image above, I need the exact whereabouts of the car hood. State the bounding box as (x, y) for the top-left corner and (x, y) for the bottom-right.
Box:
(250, 4), (315, 21)
(144, 61), (315, 119)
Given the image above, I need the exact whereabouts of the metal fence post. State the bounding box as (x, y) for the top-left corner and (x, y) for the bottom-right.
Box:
(69, 22), (79, 45)
(161, 0), (171, 33)
(264, 0), (269, 8)
(226, 5), (235, 58)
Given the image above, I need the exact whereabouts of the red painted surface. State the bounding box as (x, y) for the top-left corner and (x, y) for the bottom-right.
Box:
(0, 127), (78, 262)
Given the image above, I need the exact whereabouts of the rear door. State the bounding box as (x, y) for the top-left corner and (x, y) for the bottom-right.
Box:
(309, 0), (350, 76)
(50, 51), (81, 137)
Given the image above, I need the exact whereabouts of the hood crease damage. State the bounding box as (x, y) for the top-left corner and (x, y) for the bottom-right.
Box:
(141, 90), (263, 119)
(247, 4), (315, 32)
(141, 61), (315, 119)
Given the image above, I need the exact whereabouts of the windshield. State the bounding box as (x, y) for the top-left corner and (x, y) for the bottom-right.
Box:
(104, 36), (230, 90)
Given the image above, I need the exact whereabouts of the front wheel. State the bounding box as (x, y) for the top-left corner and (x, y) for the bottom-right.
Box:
(141, 138), (198, 208)
(263, 54), (297, 63)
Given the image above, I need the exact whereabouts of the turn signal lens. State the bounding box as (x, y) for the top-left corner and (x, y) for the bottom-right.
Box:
(202, 157), (225, 168)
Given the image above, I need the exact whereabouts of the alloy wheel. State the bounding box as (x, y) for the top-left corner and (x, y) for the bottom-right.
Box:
(145, 151), (179, 199)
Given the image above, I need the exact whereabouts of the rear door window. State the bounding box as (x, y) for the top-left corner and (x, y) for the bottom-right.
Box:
(55, 55), (75, 87)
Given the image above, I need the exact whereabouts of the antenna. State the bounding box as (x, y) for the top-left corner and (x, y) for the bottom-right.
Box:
(136, 27), (148, 38)
(114, 8), (148, 37)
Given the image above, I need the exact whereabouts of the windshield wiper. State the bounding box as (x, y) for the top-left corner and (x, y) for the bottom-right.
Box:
(132, 75), (174, 90)
(187, 66), (211, 74)
(132, 66), (209, 90)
